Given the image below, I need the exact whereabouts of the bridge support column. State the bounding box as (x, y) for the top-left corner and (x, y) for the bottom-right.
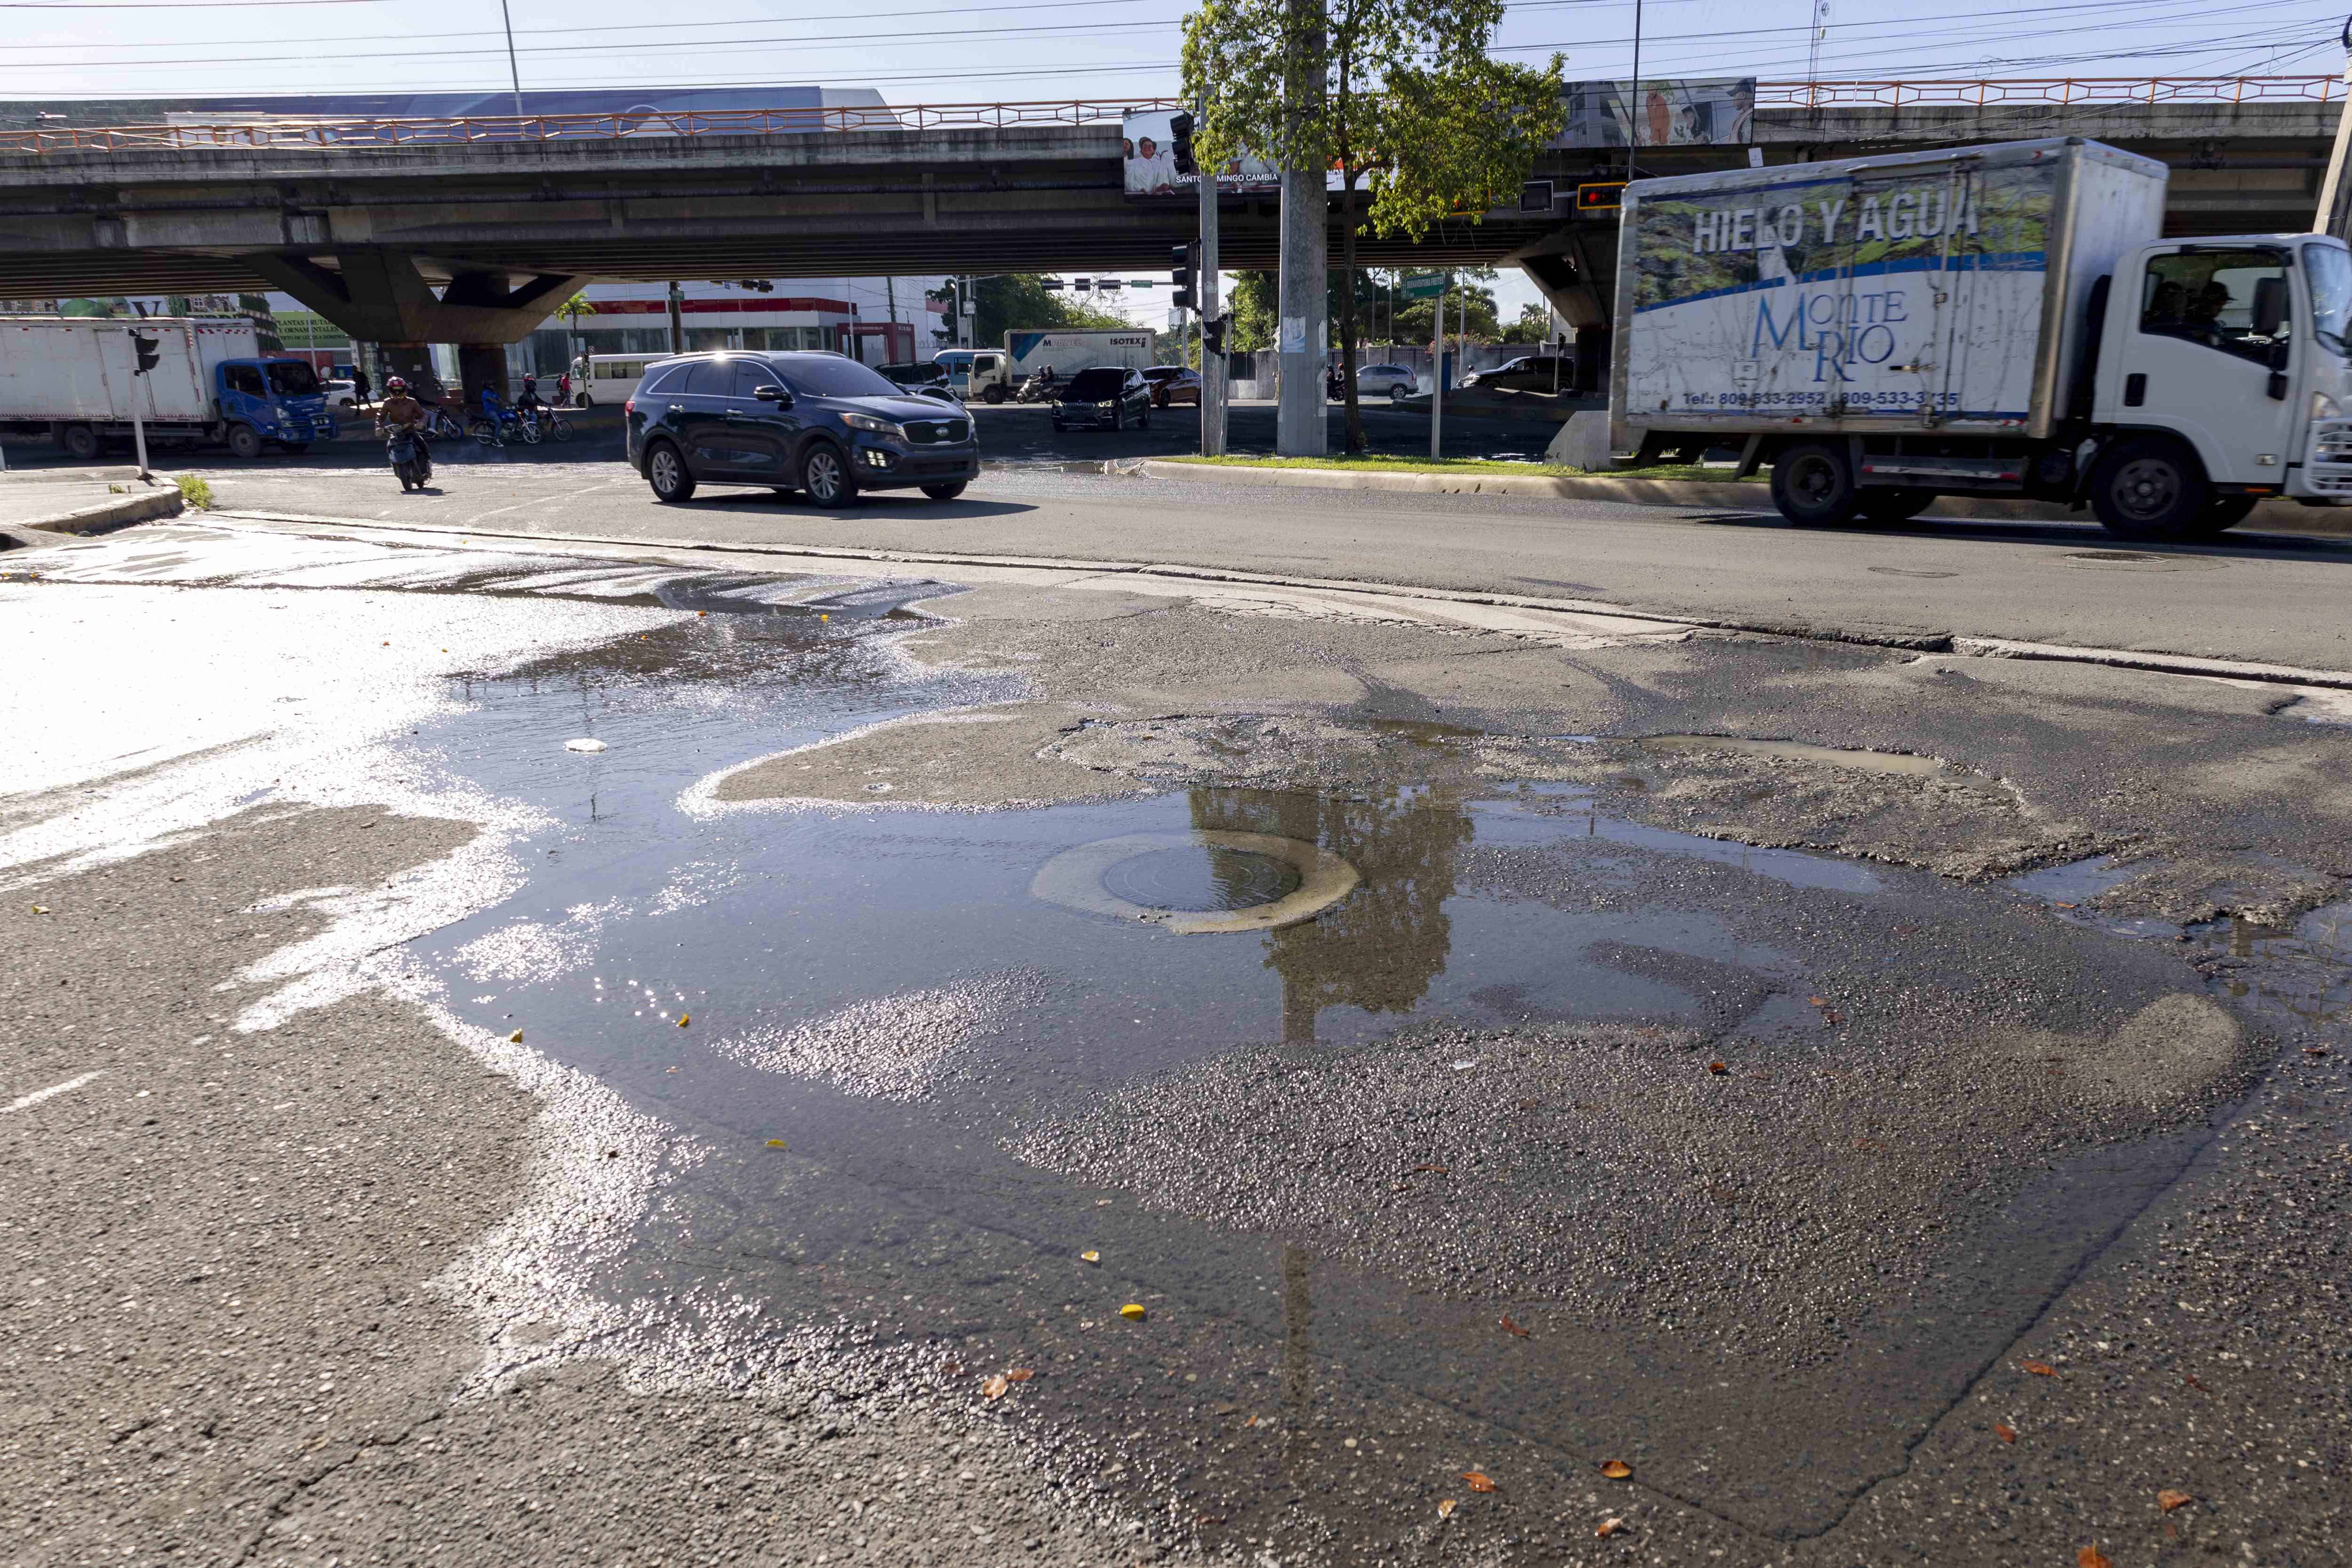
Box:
(1510, 222), (1619, 397)
(456, 344), (510, 414)
(376, 344), (437, 400)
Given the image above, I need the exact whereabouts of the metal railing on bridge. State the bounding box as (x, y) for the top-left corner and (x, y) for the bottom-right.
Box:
(0, 78), (2337, 156)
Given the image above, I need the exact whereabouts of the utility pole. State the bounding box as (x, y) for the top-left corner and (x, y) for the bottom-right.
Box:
(498, 0), (526, 123)
(2317, 15), (2352, 235)
(1428, 286), (1443, 458)
(884, 275), (898, 360)
(1626, 0), (1642, 182)
(666, 281), (683, 357)
(1275, 0), (1328, 456)
(1198, 95), (1227, 456)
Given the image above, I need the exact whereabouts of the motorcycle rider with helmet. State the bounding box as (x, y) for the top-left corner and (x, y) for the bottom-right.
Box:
(375, 376), (434, 489)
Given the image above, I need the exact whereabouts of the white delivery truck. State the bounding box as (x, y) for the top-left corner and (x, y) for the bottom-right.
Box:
(951, 327), (1156, 402)
(0, 315), (338, 460)
(1610, 137), (2352, 538)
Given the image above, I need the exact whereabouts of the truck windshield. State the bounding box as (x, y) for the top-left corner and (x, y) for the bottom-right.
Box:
(2307, 243), (2352, 356)
(266, 361), (319, 397)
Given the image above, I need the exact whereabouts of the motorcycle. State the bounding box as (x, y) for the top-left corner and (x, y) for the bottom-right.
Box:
(383, 425), (431, 492)
(1014, 374), (1058, 404)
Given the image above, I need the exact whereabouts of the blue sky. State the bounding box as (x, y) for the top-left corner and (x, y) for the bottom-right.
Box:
(7, 0), (2340, 105)
(7, 0), (2342, 323)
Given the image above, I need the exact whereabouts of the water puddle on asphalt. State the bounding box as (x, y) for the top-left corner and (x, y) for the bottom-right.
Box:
(335, 577), (2292, 1554)
(30, 525), (2311, 1554)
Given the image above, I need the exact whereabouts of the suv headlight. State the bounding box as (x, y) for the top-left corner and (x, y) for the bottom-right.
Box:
(842, 412), (904, 439)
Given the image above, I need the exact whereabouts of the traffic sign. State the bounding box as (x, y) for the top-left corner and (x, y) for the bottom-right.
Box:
(1398, 273), (1448, 300)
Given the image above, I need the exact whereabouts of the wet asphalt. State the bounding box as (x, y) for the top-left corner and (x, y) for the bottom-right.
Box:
(2, 520), (2347, 1566)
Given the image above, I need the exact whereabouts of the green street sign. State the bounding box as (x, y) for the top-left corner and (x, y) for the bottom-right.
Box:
(1398, 273), (1449, 300)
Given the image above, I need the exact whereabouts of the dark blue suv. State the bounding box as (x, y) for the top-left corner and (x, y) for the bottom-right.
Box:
(625, 351), (979, 507)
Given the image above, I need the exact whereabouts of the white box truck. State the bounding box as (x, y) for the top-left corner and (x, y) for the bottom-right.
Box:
(1610, 137), (2352, 538)
(947, 328), (1156, 403)
(0, 315), (339, 461)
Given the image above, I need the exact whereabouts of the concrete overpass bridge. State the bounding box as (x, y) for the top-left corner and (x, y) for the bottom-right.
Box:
(0, 78), (2334, 393)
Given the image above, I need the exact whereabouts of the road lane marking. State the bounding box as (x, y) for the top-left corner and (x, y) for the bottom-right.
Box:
(465, 479), (628, 526)
(5, 1070), (102, 1114)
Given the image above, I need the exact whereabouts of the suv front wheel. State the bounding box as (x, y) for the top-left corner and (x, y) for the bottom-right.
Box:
(801, 441), (856, 508)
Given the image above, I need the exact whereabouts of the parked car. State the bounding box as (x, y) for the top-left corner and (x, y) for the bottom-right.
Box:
(879, 360), (951, 392)
(1327, 362), (1420, 403)
(321, 377), (360, 409)
(625, 351), (979, 507)
(1461, 354), (1573, 393)
(1051, 365), (1153, 432)
(1141, 365), (1201, 407)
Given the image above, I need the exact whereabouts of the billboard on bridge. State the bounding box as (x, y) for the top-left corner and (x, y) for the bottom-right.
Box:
(1121, 109), (1343, 198)
(1554, 79), (1755, 149)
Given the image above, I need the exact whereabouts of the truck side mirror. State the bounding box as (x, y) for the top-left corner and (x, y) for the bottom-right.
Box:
(2251, 276), (2286, 339)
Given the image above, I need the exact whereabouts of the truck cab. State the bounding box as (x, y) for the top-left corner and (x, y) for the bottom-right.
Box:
(214, 357), (337, 456)
(2088, 234), (2352, 524)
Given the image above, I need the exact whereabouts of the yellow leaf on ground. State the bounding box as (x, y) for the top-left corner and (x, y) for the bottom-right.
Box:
(2077, 1547), (2113, 1568)
(1080, 1250), (1100, 1264)
(1436, 1499), (1457, 1519)
(764, 1138), (787, 1149)
(1120, 1303), (1146, 1320)
(1600, 1459), (1633, 1479)
(2158, 1489), (2193, 1513)
(982, 1375), (1009, 1399)
(508, 1029), (523, 1043)
(1597, 1517), (1627, 1537)
(677, 1014), (690, 1027)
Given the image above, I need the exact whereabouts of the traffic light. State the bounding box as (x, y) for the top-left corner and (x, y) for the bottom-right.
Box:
(1576, 181), (1627, 212)
(1041, 279), (1065, 290)
(1201, 312), (1226, 358)
(129, 331), (160, 376)
(1171, 244), (1196, 312)
(1168, 110), (1197, 178)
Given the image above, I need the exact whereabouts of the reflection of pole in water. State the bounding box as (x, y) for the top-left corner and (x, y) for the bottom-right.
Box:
(1283, 980), (1317, 1044)
(1282, 1244), (1311, 1418)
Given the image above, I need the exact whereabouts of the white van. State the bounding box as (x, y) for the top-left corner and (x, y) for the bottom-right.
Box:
(578, 353), (677, 409)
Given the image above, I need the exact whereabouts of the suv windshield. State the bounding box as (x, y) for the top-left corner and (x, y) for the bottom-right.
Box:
(773, 355), (901, 398)
(2308, 242), (2352, 356)
(1067, 368), (1125, 397)
(266, 360), (319, 396)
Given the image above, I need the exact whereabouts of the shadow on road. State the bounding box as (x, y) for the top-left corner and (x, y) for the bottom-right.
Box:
(1679, 508), (2352, 565)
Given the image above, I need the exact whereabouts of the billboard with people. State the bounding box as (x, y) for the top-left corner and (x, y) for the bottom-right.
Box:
(1555, 79), (1756, 149)
(1121, 108), (1342, 198)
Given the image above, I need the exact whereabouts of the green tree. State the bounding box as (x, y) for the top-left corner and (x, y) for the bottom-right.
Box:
(1500, 300), (1555, 344)
(1388, 279), (1500, 344)
(1225, 270), (1279, 351)
(556, 291), (597, 374)
(1183, 0), (1563, 450)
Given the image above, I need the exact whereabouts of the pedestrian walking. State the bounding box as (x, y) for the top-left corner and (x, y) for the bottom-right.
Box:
(352, 366), (372, 411)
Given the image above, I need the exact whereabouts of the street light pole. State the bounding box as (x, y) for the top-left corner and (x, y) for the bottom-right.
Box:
(498, 0), (526, 123)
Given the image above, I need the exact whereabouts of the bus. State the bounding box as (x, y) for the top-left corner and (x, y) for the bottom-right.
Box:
(576, 352), (677, 409)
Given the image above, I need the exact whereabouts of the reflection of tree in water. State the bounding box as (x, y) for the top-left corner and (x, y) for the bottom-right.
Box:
(1189, 786), (1470, 1042)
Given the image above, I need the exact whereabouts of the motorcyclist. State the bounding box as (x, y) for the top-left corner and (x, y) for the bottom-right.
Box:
(516, 374), (545, 415)
(375, 375), (433, 483)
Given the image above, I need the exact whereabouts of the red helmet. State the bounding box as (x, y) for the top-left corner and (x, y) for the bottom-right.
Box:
(384, 375), (408, 391)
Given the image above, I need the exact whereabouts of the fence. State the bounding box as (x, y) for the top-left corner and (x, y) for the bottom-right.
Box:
(0, 79), (2335, 155)
(1223, 343), (1533, 400)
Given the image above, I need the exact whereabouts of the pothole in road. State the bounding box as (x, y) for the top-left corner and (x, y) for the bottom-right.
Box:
(368, 619), (2303, 1554)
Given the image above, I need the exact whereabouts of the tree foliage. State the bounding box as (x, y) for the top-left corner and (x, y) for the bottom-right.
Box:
(1181, 0), (1564, 446)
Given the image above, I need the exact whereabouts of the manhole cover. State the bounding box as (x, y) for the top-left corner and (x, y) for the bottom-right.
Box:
(1030, 831), (1359, 934)
(1101, 846), (1304, 913)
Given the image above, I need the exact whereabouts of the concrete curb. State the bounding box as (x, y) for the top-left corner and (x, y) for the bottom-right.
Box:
(207, 507), (2352, 692)
(1131, 459), (2352, 536)
(2, 486), (184, 549)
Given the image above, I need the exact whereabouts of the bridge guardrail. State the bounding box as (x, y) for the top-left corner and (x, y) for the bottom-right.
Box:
(0, 79), (2336, 155)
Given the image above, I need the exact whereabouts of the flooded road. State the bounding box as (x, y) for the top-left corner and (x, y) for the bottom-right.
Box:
(5, 521), (2347, 1565)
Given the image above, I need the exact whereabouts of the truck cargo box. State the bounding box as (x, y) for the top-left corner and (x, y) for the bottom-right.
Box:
(1611, 138), (2168, 444)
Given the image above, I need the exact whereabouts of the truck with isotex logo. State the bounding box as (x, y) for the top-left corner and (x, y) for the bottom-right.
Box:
(1609, 137), (2352, 538)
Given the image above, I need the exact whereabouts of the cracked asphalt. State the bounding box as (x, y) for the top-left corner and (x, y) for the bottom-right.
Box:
(2, 501), (2346, 1567)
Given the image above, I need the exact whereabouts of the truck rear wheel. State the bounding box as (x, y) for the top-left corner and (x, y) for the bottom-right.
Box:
(1769, 442), (1859, 526)
(2089, 436), (2209, 540)
(60, 423), (99, 461)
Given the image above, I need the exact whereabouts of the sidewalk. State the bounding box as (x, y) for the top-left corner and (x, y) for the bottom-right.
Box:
(0, 468), (183, 549)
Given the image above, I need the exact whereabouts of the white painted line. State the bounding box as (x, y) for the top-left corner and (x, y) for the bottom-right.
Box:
(4, 1070), (102, 1114)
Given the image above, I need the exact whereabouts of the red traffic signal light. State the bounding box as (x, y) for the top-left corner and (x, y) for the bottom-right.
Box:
(1576, 182), (1627, 212)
